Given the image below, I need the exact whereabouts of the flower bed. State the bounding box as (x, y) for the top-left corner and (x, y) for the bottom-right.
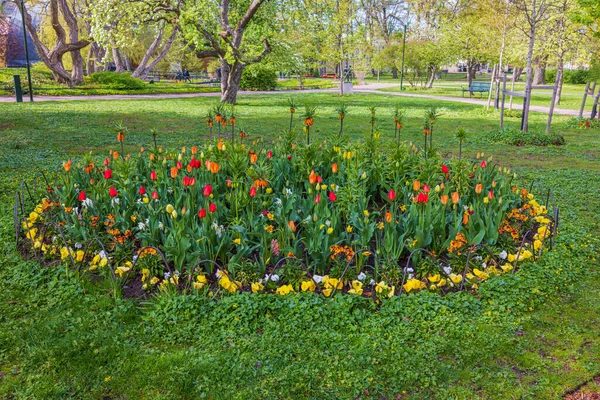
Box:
(17, 129), (557, 300)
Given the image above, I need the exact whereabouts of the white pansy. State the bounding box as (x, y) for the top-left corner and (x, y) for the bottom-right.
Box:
(481, 262), (487, 269)
(74, 242), (82, 249)
(82, 198), (94, 208)
(313, 274), (323, 284)
(357, 272), (367, 281)
(270, 274), (280, 282)
(499, 250), (508, 260)
(369, 279), (376, 285)
(443, 266), (452, 275)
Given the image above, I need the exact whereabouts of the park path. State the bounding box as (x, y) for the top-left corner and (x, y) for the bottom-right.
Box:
(0, 82), (582, 116)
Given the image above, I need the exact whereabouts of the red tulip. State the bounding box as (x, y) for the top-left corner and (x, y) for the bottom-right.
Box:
(209, 202), (217, 213)
(139, 186), (146, 196)
(441, 164), (449, 173)
(266, 150), (273, 159)
(150, 171), (157, 181)
(183, 176), (191, 186)
(189, 177), (196, 186)
(317, 175), (323, 183)
(176, 161), (183, 170)
(249, 187), (257, 197)
(198, 208), (206, 218)
(488, 190), (494, 199)
(203, 184), (213, 197)
(287, 155), (292, 160)
(387, 189), (396, 201)
(328, 191), (336, 202)
(314, 194), (321, 203)
(423, 184), (431, 193)
(416, 192), (429, 203)
(78, 191), (86, 201)
(151, 190), (159, 200)
(104, 169), (112, 179)
(109, 186), (118, 197)
(103, 158), (110, 167)
(480, 160), (487, 168)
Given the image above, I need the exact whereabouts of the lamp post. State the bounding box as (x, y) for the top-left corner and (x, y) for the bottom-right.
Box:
(19, 0), (33, 102)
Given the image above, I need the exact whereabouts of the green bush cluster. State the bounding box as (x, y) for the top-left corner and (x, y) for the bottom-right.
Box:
(485, 127), (565, 146)
(545, 68), (591, 84)
(239, 64), (278, 91)
(87, 72), (146, 90)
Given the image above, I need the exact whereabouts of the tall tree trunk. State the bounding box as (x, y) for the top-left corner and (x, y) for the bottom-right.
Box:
(220, 60), (244, 104)
(533, 56), (547, 85)
(57, 0), (84, 83)
(522, 0), (538, 133)
(132, 26), (179, 80)
(112, 45), (125, 73)
(556, 57), (564, 105)
(427, 66), (436, 88)
(391, 66), (398, 79)
(466, 59), (478, 86)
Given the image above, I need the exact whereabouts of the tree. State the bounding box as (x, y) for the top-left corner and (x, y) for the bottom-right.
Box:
(183, 0), (279, 103)
(16, 0), (89, 86)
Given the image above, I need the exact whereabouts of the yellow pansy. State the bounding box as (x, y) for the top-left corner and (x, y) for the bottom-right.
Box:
(533, 239), (543, 252)
(141, 268), (150, 281)
(348, 280), (363, 295)
(251, 282), (264, 293)
(473, 268), (489, 280)
(276, 284), (294, 295)
(301, 280), (316, 292)
(500, 264), (513, 273)
(115, 266), (131, 277)
(427, 274), (441, 283)
(75, 250), (85, 262)
(449, 273), (463, 284)
(403, 279), (426, 293)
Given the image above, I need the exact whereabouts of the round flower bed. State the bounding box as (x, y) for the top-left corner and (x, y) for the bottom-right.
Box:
(16, 131), (557, 300)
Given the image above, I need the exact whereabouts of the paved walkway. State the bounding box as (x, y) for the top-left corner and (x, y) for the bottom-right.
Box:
(0, 83), (581, 116)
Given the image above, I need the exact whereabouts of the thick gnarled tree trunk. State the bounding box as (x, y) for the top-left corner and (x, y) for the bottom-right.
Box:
(132, 25), (179, 80)
(17, 0), (89, 86)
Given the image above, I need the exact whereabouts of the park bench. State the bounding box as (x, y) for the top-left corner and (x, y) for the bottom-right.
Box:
(462, 81), (491, 98)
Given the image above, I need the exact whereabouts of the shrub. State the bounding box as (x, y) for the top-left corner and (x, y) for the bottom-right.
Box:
(545, 68), (590, 84)
(88, 72), (146, 90)
(239, 64), (277, 91)
(485, 127), (565, 146)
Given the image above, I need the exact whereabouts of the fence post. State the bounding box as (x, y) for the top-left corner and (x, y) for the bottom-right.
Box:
(14, 75), (23, 103)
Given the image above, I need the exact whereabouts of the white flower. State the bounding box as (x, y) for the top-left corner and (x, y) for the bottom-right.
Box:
(111, 197), (120, 206)
(325, 219), (331, 227)
(74, 242), (82, 249)
(369, 279), (376, 285)
(404, 267), (414, 273)
(274, 198), (282, 207)
(158, 222), (164, 230)
(99, 250), (108, 259)
(136, 198), (143, 205)
(132, 255), (139, 262)
(285, 188), (292, 197)
(443, 266), (452, 275)
(499, 250), (508, 260)
(137, 222), (147, 230)
(270, 274), (279, 282)
(357, 272), (367, 281)
(174, 270), (180, 276)
(74, 207), (79, 214)
(164, 272), (171, 280)
(313, 274), (323, 284)
(408, 273), (414, 279)
(481, 262), (487, 269)
(475, 255), (482, 261)
(82, 198), (94, 209)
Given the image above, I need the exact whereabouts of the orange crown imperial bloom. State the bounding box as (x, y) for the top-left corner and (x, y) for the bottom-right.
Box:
(117, 130), (125, 142)
(290, 107), (295, 114)
(423, 128), (430, 136)
(413, 181), (421, 191)
(475, 183), (483, 194)
(250, 153), (258, 164)
(229, 117), (236, 125)
(440, 195), (449, 205)
(332, 163), (338, 174)
(113, 151), (119, 160)
(338, 114), (344, 120)
(170, 167), (179, 179)
(397, 123), (403, 129)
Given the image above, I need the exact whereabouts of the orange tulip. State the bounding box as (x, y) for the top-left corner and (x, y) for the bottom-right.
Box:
(63, 159), (72, 172)
(186, 165), (192, 173)
(210, 162), (219, 174)
(217, 140), (224, 151)
(385, 212), (392, 223)
(413, 181), (421, 191)
(116, 130), (125, 142)
(149, 153), (155, 161)
(440, 195), (449, 205)
(250, 153), (258, 164)
(113, 151), (119, 160)
(309, 170), (318, 185)
(451, 191), (460, 205)
(170, 167), (179, 179)
(462, 213), (469, 225)
(288, 220), (296, 232)
(191, 146), (198, 155)
(475, 183), (483, 194)
(332, 163), (338, 173)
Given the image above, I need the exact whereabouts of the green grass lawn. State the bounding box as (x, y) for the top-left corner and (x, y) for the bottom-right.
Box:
(1, 92), (599, 398)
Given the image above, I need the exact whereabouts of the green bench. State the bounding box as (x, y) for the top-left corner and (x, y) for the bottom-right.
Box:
(462, 82), (491, 98)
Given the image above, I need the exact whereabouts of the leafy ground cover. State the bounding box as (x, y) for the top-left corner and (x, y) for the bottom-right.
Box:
(1, 92), (599, 398)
